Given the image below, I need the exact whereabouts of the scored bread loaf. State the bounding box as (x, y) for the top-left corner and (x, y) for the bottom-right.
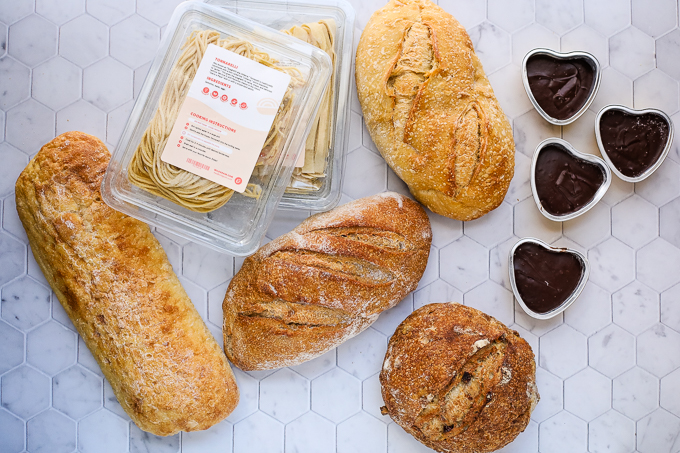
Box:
(15, 132), (238, 436)
(380, 303), (539, 453)
(223, 192), (431, 370)
(355, 0), (515, 221)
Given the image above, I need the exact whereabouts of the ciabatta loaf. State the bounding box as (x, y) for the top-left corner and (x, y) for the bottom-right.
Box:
(15, 132), (238, 436)
(356, 0), (514, 221)
(223, 192), (431, 370)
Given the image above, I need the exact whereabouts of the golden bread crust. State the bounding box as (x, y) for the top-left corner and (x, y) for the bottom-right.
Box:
(355, 0), (514, 221)
(15, 132), (239, 436)
(223, 192), (432, 370)
(380, 303), (538, 453)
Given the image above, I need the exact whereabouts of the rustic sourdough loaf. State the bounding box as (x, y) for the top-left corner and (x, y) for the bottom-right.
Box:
(15, 132), (238, 436)
(380, 303), (538, 453)
(223, 192), (431, 370)
(356, 0), (514, 221)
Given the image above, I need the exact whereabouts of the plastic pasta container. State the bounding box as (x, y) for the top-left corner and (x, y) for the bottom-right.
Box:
(205, 0), (355, 211)
(102, 1), (332, 256)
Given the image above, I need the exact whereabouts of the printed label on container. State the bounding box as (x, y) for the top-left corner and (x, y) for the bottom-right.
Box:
(161, 43), (291, 193)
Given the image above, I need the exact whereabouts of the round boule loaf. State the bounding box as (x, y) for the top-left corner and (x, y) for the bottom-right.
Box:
(380, 303), (538, 453)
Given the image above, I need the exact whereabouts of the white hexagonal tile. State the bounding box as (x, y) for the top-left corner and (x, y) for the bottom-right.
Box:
(531, 367), (563, 423)
(613, 281), (659, 335)
(637, 324), (680, 377)
(347, 111), (362, 153)
(661, 368), (680, 417)
(661, 284), (680, 333)
(428, 211), (462, 248)
(505, 152), (532, 205)
(637, 239), (680, 292)
(78, 409), (129, 453)
(290, 349), (336, 381)
(234, 412), (283, 453)
(32, 57), (81, 111)
(104, 381), (130, 420)
(601, 175), (634, 207)
(562, 25), (609, 67)
(206, 281), (227, 329)
(26, 409), (76, 453)
(487, 0), (533, 33)
(538, 411), (587, 453)
(539, 324), (587, 379)
(589, 324), (635, 378)
(361, 373), (386, 422)
(632, 0), (677, 38)
(413, 279), (463, 310)
(487, 64), (533, 119)
(226, 368), (259, 423)
(8, 15), (57, 67)
(536, 0), (584, 34)
(468, 21), (511, 75)
(59, 14), (108, 67)
(497, 420), (538, 453)
(26, 321), (76, 375)
(509, 323), (539, 355)
(0, 409), (24, 453)
(285, 412), (335, 453)
(338, 328), (387, 380)
(0, 57), (30, 110)
(588, 410), (636, 453)
(660, 197), (680, 249)
(83, 58), (133, 112)
(53, 365), (102, 420)
(489, 236), (520, 291)
(657, 29), (680, 80)
(609, 27), (655, 79)
(1, 276), (50, 331)
(564, 368), (611, 421)
(418, 246), (439, 290)
(387, 422), (434, 453)
(0, 232), (26, 287)
(588, 238), (635, 292)
(182, 241), (233, 289)
(182, 418), (232, 453)
(361, 120), (380, 156)
(1, 366), (50, 419)
(386, 166), (411, 199)
(337, 411), (386, 453)
(514, 197), (563, 243)
(129, 423), (179, 453)
(464, 280), (514, 326)
(0, 0), (33, 25)
(464, 202), (513, 247)
(176, 276), (206, 320)
(5, 100), (55, 155)
(515, 301), (564, 336)
(311, 368), (361, 423)
(437, 0), (486, 29)
(137, 0), (184, 27)
(512, 23), (560, 66)
(259, 369), (309, 424)
(86, 0), (135, 26)
(110, 16), (160, 69)
(106, 98), (134, 147)
(564, 282), (611, 336)
(36, 0), (84, 25)
(636, 159), (680, 206)
(440, 236), (488, 292)
(637, 409), (680, 453)
(563, 202), (611, 249)
(634, 69), (679, 114)
(591, 67), (634, 114)
(372, 295), (413, 337)
(551, 236), (586, 256)
(77, 336), (103, 377)
(612, 194), (658, 249)
(0, 320), (23, 375)
(56, 100), (107, 138)
(343, 149), (387, 200)
(584, 0), (631, 36)
(562, 110), (599, 156)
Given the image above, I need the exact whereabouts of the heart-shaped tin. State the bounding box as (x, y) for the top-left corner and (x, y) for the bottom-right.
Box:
(522, 48), (602, 126)
(509, 237), (590, 320)
(531, 138), (611, 222)
(595, 104), (674, 183)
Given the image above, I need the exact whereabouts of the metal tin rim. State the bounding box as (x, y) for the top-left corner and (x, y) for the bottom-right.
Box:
(521, 48), (602, 126)
(594, 104), (675, 183)
(530, 137), (612, 222)
(508, 237), (590, 320)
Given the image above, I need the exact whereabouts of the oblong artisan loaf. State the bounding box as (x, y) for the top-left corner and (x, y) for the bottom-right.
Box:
(15, 132), (239, 436)
(223, 192), (432, 370)
(380, 303), (539, 453)
(356, 0), (514, 221)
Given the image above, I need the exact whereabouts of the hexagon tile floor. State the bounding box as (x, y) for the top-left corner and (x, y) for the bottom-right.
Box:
(2, 0), (680, 452)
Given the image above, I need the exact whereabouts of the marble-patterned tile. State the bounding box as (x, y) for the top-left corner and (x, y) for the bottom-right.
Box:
(26, 409), (76, 453)
(637, 409), (680, 453)
(182, 241), (233, 289)
(428, 211), (463, 248)
(637, 324), (680, 377)
(611, 194), (658, 249)
(0, 57), (30, 110)
(386, 165), (411, 199)
(613, 367), (659, 419)
(591, 67), (634, 114)
(206, 281), (227, 328)
(78, 409), (129, 453)
(362, 373), (386, 422)
(513, 109), (561, 159)
(609, 26), (656, 79)
(437, 0), (486, 29)
(561, 24), (609, 67)
(487, 64), (533, 119)
(661, 283), (680, 333)
(505, 152), (532, 205)
(464, 280), (514, 326)
(440, 236), (488, 292)
(588, 237), (635, 292)
(285, 412), (335, 453)
(343, 148), (387, 199)
(26, 320), (77, 376)
(588, 410), (636, 453)
(464, 202), (513, 247)
(468, 21), (511, 74)
(87, 0), (135, 26)
(387, 422), (434, 453)
(636, 159), (680, 206)
(259, 369), (310, 424)
(1, 276), (50, 331)
(417, 245), (438, 289)
(536, 0), (583, 35)
(0, 408), (24, 453)
(531, 367), (563, 423)
(515, 301), (564, 336)
(290, 349), (336, 380)
(539, 324), (587, 379)
(234, 412), (283, 453)
(1, 365), (50, 419)
(226, 368), (259, 423)
(589, 324), (636, 378)
(538, 411), (587, 453)
(661, 368), (680, 417)
(362, 120), (380, 156)
(35, 0), (84, 25)
(489, 236), (520, 291)
(513, 197), (563, 243)
(337, 411), (387, 453)
(487, 0), (534, 33)
(182, 418), (233, 453)
(137, 0), (184, 27)
(338, 328), (387, 380)
(8, 15), (57, 67)
(0, 321), (23, 375)
(32, 56), (81, 111)
(372, 294), (413, 336)
(563, 202), (611, 249)
(52, 365), (102, 420)
(177, 276), (207, 320)
(660, 197), (680, 249)
(110, 15), (160, 70)
(613, 281), (660, 335)
(265, 207), (310, 241)
(657, 29), (680, 81)
(129, 422), (180, 453)
(634, 69), (680, 114)
(564, 282), (612, 336)
(637, 239), (680, 292)
(601, 174), (634, 207)
(348, 111), (362, 152)
(56, 100), (107, 138)
(631, 0), (677, 38)
(77, 336), (103, 377)
(584, 0), (631, 36)
(83, 57), (133, 112)
(311, 368), (361, 423)
(0, 0), (33, 25)
(5, 100), (56, 156)
(413, 280), (463, 309)
(564, 368), (611, 421)
(59, 15), (109, 68)
(562, 109), (599, 155)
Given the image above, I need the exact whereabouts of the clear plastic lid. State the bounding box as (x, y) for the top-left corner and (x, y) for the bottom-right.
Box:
(205, 0), (355, 211)
(102, 1), (332, 256)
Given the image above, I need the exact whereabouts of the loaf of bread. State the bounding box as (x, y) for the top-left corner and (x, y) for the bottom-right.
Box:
(380, 303), (538, 453)
(355, 0), (514, 221)
(15, 132), (239, 436)
(223, 192), (431, 370)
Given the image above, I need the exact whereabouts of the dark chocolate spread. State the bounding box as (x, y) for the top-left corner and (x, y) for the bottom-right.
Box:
(599, 109), (670, 178)
(513, 242), (583, 314)
(535, 144), (604, 215)
(526, 54), (595, 120)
